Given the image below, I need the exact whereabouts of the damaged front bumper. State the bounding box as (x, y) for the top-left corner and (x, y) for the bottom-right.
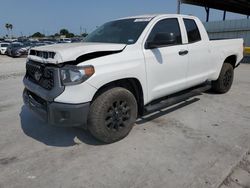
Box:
(23, 89), (90, 128)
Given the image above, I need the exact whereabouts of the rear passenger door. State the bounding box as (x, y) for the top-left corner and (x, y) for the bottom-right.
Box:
(184, 18), (213, 87)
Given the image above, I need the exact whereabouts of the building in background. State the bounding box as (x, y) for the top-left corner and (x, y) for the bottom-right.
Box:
(204, 19), (250, 46)
(178, 0), (250, 58)
(204, 19), (250, 59)
(178, 0), (250, 22)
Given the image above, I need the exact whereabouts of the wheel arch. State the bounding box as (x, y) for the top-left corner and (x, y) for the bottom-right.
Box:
(91, 78), (145, 116)
(224, 55), (237, 68)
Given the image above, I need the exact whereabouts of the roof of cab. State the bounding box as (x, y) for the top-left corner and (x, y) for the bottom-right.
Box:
(118, 14), (196, 20)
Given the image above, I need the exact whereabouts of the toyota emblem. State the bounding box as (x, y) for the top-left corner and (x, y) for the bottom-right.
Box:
(34, 71), (42, 81)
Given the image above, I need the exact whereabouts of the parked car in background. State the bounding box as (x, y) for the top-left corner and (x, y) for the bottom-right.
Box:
(29, 41), (46, 47)
(43, 41), (56, 45)
(34, 42), (47, 47)
(7, 42), (29, 57)
(0, 43), (10, 55)
(4, 38), (18, 43)
(6, 41), (51, 57)
(71, 38), (82, 43)
(59, 38), (72, 43)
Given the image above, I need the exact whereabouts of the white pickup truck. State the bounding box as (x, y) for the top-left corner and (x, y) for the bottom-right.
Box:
(23, 14), (243, 143)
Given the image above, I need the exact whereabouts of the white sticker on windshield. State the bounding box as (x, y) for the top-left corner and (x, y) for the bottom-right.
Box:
(134, 18), (152, 22)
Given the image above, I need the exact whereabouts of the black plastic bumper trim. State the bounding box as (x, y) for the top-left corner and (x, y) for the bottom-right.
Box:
(23, 89), (89, 128)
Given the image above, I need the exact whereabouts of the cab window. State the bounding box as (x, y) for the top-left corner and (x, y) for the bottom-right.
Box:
(183, 19), (201, 43)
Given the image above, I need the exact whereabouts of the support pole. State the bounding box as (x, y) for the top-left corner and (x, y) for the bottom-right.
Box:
(223, 11), (226, 21)
(205, 7), (210, 22)
(177, 0), (181, 14)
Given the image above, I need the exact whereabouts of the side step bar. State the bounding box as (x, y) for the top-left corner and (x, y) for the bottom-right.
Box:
(144, 83), (211, 113)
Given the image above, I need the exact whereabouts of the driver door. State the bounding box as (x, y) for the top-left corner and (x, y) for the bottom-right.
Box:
(143, 18), (189, 102)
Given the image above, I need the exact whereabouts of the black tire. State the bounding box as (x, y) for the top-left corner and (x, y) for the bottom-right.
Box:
(88, 87), (138, 143)
(212, 63), (234, 94)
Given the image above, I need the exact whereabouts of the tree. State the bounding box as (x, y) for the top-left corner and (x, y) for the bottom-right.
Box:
(59, 29), (69, 36)
(81, 33), (88, 37)
(5, 23), (10, 38)
(54, 33), (60, 37)
(67, 33), (75, 38)
(31, 32), (45, 38)
(5, 23), (13, 38)
(59, 29), (75, 38)
(9, 24), (13, 38)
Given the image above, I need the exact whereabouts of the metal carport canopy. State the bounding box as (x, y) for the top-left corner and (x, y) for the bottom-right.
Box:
(180, 0), (250, 15)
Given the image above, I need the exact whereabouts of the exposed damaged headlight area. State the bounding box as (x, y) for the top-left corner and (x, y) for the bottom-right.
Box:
(29, 50), (56, 59)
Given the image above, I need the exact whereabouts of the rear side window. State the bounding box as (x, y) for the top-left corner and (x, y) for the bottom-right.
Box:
(147, 18), (182, 45)
(184, 19), (201, 43)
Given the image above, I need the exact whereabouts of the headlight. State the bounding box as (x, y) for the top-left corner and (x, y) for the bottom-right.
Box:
(60, 65), (95, 86)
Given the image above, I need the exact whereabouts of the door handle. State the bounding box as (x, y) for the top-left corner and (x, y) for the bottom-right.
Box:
(179, 50), (189, 56)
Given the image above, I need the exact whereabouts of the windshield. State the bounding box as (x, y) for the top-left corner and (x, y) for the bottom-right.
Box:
(84, 18), (151, 44)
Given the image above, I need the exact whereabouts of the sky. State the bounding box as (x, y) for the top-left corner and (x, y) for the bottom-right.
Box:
(0, 0), (247, 37)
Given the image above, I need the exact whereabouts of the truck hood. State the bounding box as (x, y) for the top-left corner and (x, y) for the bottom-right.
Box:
(28, 42), (126, 64)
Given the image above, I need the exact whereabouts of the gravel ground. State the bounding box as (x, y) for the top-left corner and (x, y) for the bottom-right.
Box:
(0, 55), (249, 188)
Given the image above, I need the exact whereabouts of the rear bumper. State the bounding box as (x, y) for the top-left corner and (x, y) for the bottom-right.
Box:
(23, 89), (90, 128)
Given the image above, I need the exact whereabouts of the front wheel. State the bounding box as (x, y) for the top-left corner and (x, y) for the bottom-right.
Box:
(88, 87), (138, 143)
(212, 63), (234, 94)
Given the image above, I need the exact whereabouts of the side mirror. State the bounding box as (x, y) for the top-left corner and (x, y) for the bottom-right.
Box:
(146, 32), (177, 49)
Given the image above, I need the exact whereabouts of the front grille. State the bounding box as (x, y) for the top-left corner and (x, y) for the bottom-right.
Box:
(26, 60), (54, 90)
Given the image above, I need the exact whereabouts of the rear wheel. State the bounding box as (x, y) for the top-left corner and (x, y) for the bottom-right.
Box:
(212, 63), (234, 94)
(88, 87), (138, 143)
